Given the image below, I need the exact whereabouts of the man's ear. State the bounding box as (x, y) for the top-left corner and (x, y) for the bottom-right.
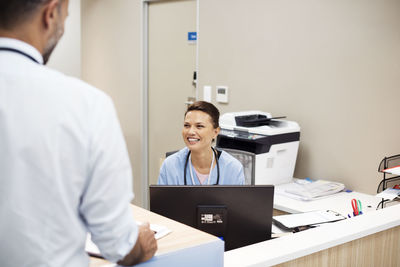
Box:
(42, 0), (60, 29)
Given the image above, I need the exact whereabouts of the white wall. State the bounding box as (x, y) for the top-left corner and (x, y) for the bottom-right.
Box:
(47, 0), (81, 78)
(198, 0), (400, 194)
(81, 0), (143, 206)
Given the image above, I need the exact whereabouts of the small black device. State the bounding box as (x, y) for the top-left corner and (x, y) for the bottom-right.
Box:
(149, 185), (274, 251)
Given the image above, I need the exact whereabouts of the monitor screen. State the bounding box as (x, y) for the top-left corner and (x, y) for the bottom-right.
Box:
(149, 185), (274, 251)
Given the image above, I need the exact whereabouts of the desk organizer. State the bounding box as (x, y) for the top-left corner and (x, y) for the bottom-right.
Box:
(377, 154), (400, 208)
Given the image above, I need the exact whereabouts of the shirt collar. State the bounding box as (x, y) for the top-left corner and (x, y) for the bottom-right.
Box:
(0, 37), (44, 64)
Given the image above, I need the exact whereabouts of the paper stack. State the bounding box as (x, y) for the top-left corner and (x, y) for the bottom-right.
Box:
(276, 179), (345, 201)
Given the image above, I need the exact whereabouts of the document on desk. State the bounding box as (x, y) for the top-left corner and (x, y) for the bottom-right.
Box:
(136, 221), (172, 240)
(273, 210), (346, 229)
(86, 223), (171, 258)
(277, 180), (345, 201)
(376, 188), (400, 200)
(383, 165), (400, 176)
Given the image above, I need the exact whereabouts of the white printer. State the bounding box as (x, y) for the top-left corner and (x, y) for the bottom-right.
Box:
(217, 111), (300, 185)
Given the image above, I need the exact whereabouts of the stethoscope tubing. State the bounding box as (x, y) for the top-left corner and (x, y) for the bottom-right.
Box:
(0, 47), (40, 64)
(184, 147), (220, 185)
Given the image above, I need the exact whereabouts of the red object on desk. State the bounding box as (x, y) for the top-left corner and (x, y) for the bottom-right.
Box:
(351, 198), (359, 216)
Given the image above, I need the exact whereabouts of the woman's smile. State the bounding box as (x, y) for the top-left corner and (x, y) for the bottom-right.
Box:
(187, 137), (200, 145)
(182, 110), (218, 152)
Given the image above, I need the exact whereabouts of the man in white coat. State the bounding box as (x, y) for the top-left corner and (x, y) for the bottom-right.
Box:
(0, 0), (157, 266)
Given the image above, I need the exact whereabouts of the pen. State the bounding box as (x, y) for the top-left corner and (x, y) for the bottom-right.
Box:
(351, 199), (359, 216)
(357, 199), (363, 215)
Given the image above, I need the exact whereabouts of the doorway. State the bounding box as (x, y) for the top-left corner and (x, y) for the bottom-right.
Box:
(147, 0), (197, 191)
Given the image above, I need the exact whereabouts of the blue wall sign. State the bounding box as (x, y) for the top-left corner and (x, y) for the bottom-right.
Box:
(188, 32), (197, 41)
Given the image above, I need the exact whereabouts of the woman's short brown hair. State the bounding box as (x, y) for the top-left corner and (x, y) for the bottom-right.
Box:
(185, 101), (220, 129)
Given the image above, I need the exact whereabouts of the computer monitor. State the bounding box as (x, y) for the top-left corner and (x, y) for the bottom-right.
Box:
(149, 185), (274, 251)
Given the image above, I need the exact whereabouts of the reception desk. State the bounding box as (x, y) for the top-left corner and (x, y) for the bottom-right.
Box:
(90, 205), (224, 267)
(225, 188), (400, 267)
(90, 190), (399, 267)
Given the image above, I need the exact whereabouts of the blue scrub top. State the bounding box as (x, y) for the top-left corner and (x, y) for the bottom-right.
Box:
(158, 147), (245, 185)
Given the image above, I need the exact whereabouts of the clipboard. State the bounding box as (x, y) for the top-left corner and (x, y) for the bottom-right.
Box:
(273, 210), (346, 230)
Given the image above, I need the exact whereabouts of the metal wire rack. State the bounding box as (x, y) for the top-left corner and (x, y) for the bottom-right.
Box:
(377, 154), (400, 208)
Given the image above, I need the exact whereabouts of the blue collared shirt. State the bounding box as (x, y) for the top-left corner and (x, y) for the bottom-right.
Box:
(158, 147), (245, 185)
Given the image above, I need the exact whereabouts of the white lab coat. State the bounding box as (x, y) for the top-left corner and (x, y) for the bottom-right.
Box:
(0, 38), (137, 266)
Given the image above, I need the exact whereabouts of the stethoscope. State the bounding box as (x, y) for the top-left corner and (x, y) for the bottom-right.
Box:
(0, 47), (40, 64)
(184, 147), (220, 185)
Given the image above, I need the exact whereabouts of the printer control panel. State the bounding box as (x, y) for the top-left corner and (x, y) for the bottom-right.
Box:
(220, 129), (266, 140)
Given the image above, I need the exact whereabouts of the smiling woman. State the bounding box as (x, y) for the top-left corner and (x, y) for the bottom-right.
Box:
(157, 101), (245, 185)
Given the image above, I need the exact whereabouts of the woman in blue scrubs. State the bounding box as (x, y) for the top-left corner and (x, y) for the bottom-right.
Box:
(158, 101), (245, 185)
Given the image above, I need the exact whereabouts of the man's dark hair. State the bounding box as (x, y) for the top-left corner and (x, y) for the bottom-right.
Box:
(185, 101), (220, 129)
(0, 0), (51, 29)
